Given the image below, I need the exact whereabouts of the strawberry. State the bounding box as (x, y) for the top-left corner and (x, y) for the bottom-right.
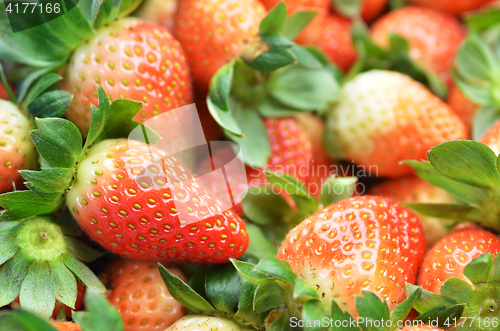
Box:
(417, 229), (500, 294)
(276, 195), (427, 316)
(480, 119), (500, 155)
(446, 84), (479, 135)
(0, 99), (37, 193)
(368, 177), (454, 247)
(326, 70), (467, 177)
(61, 18), (193, 135)
(0, 84), (11, 100)
(135, 0), (179, 32)
(100, 260), (186, 331)
(406, 0), (487, 15)
(371, 6), (466, 86)
(174, 0), (266, 91)
(360, 0), (388, 22)
(296, 14), (357, 72)
(51, 322), (82, 331)
(165, 315), (245, 331)
(66, 138), (249, 262)
(260, 0), (330, 13)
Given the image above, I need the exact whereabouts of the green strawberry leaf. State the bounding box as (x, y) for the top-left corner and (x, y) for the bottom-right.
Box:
(0, 223), (19, 265)
(355, 291), (390, 328)
(389, 0), (406, 9)
(269, 65), (340, 111)
(19, 261), (55, 319)
(49, 260), (78, 309)
(406, 284), (453, 313)
(158, 263), (217, 314)
(391, 286), (422, 324)
(320, 176), (357, 207)
(20, 168), (74, 193)
(257, 97), (306, 117)
(73, 289), (124, 331)
(455, 34), (498, 82)
(465, 8), (500, 32)
(268, 310), (293, 331)
(16, 60), (67, 103)
(260, 1), (287, 35)
(0, 254), (30, 307)
(472, 104), (500, 140)
(404, 160), (489, 206)
(0, 309), (59, 331)
(92, 0), (143, 28)
(245, 223), (279, 259)
(26, 90), (73, 119)
(235, 277), (266, 327)
(254, 282), (286, 313)
(230, 258), (273, 286)
(440, 279), (475, 305)
(427, 140), (500, 189)
(242, 33), (295, 72)
(464, 253), (493, 284)
(403, 203), (481, 223)
(332, 0), (362, 18)
(242, 186), (297, 226)
(256, 256), (297, 283)
(293, 278), (319, 301)
(207, 97), (243, 136)
(488, 253), (500, 283)
(225, 104), (271, 167)
(451, 69), (492, 105)
(288, 45), (322, 69)
(282, 10), (317, 41)
(264, 170), (309, 198)
(415, 304), (464, 328)
(21, 73), (62, 106)
(205, 264), (240, 314)
(62, 253), (105, 293)
(302, 299), (330, 331)
(31, 118), (82, 169)
(209, 61), (234, 115)
(64, 237), (104, 263)
(330, 300), (359, 331)
(0, 190), (64, 221)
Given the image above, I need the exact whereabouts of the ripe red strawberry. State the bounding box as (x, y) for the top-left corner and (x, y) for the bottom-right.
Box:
(0, 84), (11, 100)
(417, 229), (500, 294)
(136, 0), (179, 32)
(51, 322), (82, 331)
(61, 18), (193, 135)
(360, 0), (387, 22)
(100, 260), (186, 331)
(371, 6), (466, 86)
(368, 177), (454, 247)
(277, 195), (427, 316)
(326, 70), (467, 177)
(447, 84), (479, 135)
(0, 99), (37, 193)
(174, 0), (266, 91)
(406, 0), (487, 15)
(66, 138), (249, 262)
(296, 14), (357, 72)
(480, 119), (500, 154)
(260, 0), (330, 13)
(165, 315), (244, 331)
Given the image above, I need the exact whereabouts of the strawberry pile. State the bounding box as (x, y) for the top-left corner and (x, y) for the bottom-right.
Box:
(2, 0), (500, 330)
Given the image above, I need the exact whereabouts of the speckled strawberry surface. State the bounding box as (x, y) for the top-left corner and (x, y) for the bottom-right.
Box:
(174, 0), (266, 90)
(417, 229), (500, 294)
(327, 70), (467, 177)
(0, 99), (37, 193)
(62, 18), (193, 135)
(406, 0), (487, 15)
(277, 195), (427, 316)
(101, 260), (186, 331)
(66, 138), (249, 262)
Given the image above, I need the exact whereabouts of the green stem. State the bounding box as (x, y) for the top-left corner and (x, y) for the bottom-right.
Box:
(0, 63), (17, 105)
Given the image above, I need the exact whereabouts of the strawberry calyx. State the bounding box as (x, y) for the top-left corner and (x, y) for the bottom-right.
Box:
(158, 257), (268, 330)
(407, 253), (500, 331)
(0, 211), (104, 319)
(405, 140), (500, 233)
(207, 3), (341, 167)
(349, 20), (448, 99)
(0, 86), (148, 221)
(453, 29), (500, 139)
(231, 256), (425, 331)
(2, 289), (123, 331)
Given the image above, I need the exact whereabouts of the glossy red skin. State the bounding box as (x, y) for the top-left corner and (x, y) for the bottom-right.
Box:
(447, 84), (479, 136)
(361, 0), (388, 22)
(277, 196), (426, 316)
(51, 322), (82, 331)
(174, 0), (266, 91)
(62, 18), (193, 135)
(101, 260), (186, 331)
(406, 0), (487, 15)
(371, 6), (466, 86)
(417, 229), (500, 294)
(297, 14), (357, 72)
(480, 119), (500, 155)
(67, 139), (249, 263)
